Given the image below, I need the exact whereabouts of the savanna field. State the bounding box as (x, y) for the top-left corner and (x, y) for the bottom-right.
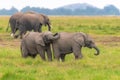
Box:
(0, 16), (120, 80)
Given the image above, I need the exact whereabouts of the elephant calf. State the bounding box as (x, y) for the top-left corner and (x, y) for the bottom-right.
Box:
(52, 32), (100, 62)
(20, 31), (60, 61)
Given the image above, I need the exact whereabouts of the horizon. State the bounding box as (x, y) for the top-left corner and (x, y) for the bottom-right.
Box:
(0, 3), (120, 11)
(0, 0), (120, 10)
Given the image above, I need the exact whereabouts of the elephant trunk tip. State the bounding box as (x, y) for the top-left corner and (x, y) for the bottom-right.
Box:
(93, 47), (100, 56)
(94, 52), (100, 56)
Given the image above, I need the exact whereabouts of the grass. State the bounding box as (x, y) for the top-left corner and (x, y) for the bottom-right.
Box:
(0, 16), (120, 80)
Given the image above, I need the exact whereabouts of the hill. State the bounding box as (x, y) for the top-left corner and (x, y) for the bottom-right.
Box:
(0, 3), (120, 15)
(60, 3), (96, 10)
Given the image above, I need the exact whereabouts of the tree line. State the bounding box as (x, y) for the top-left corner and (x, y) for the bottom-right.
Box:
(0, 5), (120, 15)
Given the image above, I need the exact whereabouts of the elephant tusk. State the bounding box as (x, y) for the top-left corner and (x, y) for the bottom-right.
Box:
(11, 33), (14, 37)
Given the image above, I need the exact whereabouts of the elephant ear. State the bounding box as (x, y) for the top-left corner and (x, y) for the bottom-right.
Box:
(35, 36), (45, 46)
(74, 33), (85, 46)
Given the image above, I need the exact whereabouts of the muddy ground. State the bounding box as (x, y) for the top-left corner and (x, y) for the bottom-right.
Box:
(0, 33), (120, 48)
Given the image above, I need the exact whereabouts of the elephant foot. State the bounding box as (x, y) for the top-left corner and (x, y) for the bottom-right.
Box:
(79, 55), (83, 59)
(75, 55), (83, 59)
(14, 35), (19, 39)
(61, 59), (65, 62)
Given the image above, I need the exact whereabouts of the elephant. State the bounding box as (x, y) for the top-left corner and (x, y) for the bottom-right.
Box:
(21, 31), (60, 61)
(6, 12), (23, 36)
(14, 13), (42, 39)
(7, 11), (51, 39)
(25, 11), (51, 31)
(51, 32), (100, 62)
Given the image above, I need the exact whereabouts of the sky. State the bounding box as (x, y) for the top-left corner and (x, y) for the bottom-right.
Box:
(0, 0), (120, 10)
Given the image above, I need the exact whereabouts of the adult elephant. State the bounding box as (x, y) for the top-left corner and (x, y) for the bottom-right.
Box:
(21, 31), (60, 61)
(52, 32), (100, 62)
(14, 13), (42, 39)
(7, 11), (51, 39)
(6, 12), (23, 36)
(25, 11), (51, 31)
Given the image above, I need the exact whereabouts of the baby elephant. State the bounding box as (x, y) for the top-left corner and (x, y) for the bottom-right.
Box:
(21, 31), (60, 61)
(52, 32), (100, 62)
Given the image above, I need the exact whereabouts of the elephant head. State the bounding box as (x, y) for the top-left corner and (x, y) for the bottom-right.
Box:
(85, 39), (100, 55)
(35, 32), (60, 46)
(84, 34), (100, 55)
(75, 32), (100, 55)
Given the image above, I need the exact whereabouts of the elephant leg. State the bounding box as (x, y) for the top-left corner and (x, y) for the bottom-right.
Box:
(52, 46), (60, 61)
(46, 46), (52, 61)
(29, 54), (37, 58)
(37, 46), (46, 61)
(38, 24), (42, 32)
(60, 54), (66, 62)
(13, 27), (18, 34)
(34, 24), (42, 32)
(32, 54), (37, 58)
(14, 34), (19, 38)
(73, 45), (83, 59)
(21, 42), (28, 58)
(14, 28), (22, 38)
(11, 27), (18, 37)
(14, 29), (25, 39)
(54, 51), (60, 61)
(20, 31), (25, 39)
(39, 50), (46, 61)
(47, 23), (51, 31)
(19, 30), (27, 39)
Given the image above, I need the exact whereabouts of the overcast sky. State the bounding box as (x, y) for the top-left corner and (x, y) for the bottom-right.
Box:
(0, 0), (120, 10)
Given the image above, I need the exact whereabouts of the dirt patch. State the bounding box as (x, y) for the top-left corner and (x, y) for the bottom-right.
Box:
(0, 34), (120, 48)
(0, 40), (20, 47)
(99, 36), (120, 42)
(93, 36), (120, 47)
(0, 34), (21, 47)
(0, 38), (3, 41)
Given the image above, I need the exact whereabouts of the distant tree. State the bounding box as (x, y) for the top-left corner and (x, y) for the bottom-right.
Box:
(52, 8), (72, 15)
(102, 5), (120, 15)
(0, 4), (120, 15)
(21, 6), (31, 12)
(0, 7), (18, 15)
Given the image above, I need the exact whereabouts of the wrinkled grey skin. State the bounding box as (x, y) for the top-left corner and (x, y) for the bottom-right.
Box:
(25, 11), (51, 31)
(6, 12), (23, 36)
(15, 13), (42, 39)
(21, 31), (60, 61)
(52, 32), (100, 62)
(7, 11), (51, 39)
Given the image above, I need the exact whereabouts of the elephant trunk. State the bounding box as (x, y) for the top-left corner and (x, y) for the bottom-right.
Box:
(93, 46), (100, 55)
(51, 33), (60, 40)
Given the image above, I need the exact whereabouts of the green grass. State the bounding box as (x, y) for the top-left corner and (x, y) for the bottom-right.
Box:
(0, 16), (120, 80)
